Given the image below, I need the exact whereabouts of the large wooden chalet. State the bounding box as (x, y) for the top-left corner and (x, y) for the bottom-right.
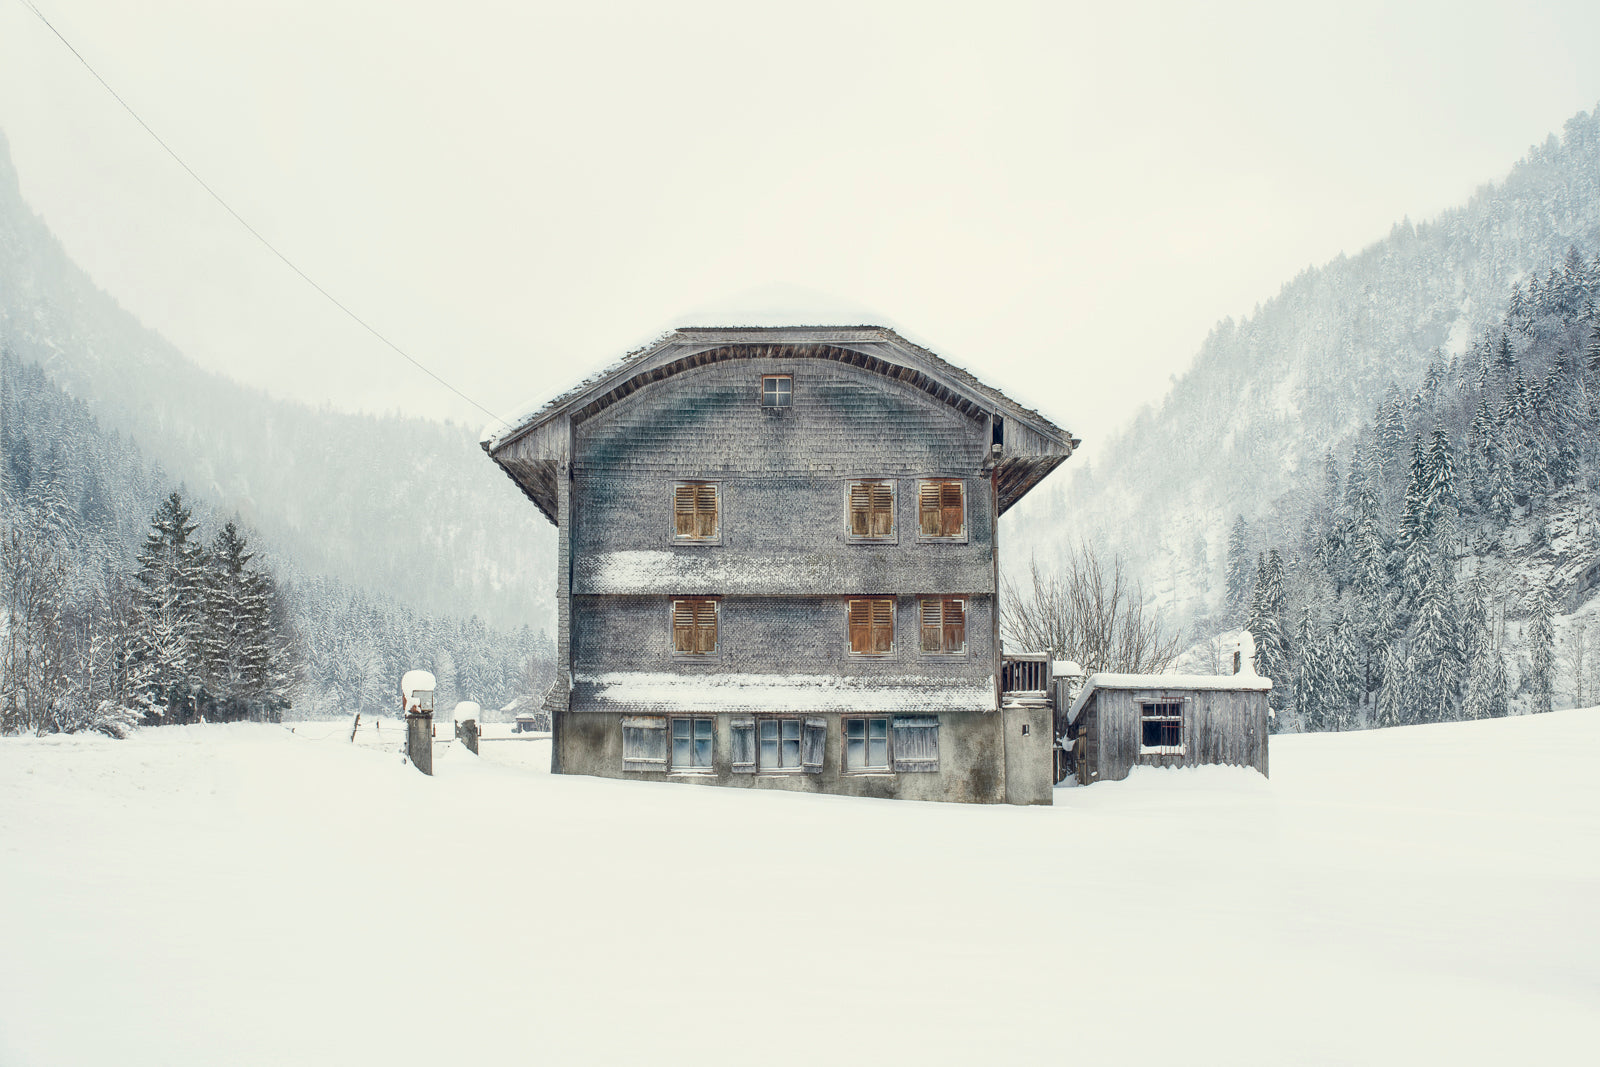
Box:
(483, 326), (1077, 804)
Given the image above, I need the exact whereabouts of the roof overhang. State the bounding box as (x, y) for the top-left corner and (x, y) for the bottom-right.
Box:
(483, 326), (1078, 523)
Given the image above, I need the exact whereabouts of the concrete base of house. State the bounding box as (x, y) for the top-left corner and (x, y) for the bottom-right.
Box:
(556, 709), (1054, 805)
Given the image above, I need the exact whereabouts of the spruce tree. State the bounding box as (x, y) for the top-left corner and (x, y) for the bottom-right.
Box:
(1528, 581), (1556, 714)
(131, 492), (207, 723)
(1225, 515), (1251, 617)
(1408, 559), (1462, 723)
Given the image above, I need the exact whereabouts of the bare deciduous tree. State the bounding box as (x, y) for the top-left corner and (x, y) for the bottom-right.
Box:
(1000, 545), (1183, 676)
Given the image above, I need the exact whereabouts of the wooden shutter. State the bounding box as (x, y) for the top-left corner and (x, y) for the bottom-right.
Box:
(943, 598), (965, 653)
(695, 600), (717, 653)
(673, 599), (717, 654)
(802, 718), (826, 772)
(696, 484), (717, 539)
(869, 483), (893, 537)
(673, 600), (695, 653)
(921, 599), (942, 652)
(940, 481), (963, 537)
(919, 481), (941, 536)
(848, 600), (870, 653)
(892, 716), (940, 771)
(731, 718), (756, 773)
(674, 484), (696, 538)
(871, 598), (894, 652)
(849, 481), (892, 538)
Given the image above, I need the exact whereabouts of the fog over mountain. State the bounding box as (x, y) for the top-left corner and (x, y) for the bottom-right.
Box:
(0, 130), (555, 631)
(1008, 106), (1600, 628)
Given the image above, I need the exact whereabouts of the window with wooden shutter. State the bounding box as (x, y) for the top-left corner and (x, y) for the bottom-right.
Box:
(730, 718), (756, 773)
(920, 598), (966, 654)
(622, 716), (668, 770)
(671, 717), (714, 772)
(672, 598), (719, 655)
(674, 482), (719, 541)
(892, 715), (940, 772)
(847, 598), (895, 655)
(759, 718), (804, 770)
(917, 479), (965, 539)
(847, 480), (895, 540)
(844, 718), (890, 771)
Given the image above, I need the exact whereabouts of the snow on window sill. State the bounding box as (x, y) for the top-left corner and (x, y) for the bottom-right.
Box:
(1140, 746), (1185, 756)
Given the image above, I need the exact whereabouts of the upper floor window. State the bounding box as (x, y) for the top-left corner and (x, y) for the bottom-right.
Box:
(672, 598), (719, 655)
(847, 598), (895, 655)
(918, 479), (965, 539)
(920, 598), (966, 655)
(762, 375), (792, 408)
(847, 480), (895, 540)
(674, 482), (719, 542)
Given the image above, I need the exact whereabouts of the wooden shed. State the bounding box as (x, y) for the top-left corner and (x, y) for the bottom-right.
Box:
(1064, 673), (1271, 785)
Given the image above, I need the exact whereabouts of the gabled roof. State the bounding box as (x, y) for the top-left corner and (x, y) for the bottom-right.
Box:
(483, 325), (1078, 523)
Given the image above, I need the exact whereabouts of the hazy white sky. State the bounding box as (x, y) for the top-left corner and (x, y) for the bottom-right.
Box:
(3, 0), (1598, 448)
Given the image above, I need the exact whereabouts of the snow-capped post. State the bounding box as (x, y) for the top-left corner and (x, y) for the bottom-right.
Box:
(1234, 630), (1259, 677)
(401, 670), (436, 776)
(453, 701), (480, 755)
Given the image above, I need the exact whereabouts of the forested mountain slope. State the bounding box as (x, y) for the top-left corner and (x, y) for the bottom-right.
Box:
(0, 131), (554, 630)
(1008, 107), (1600, 628)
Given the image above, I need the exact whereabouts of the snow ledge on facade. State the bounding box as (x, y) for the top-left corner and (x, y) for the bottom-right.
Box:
(1068, 672), (1273, 723)
(572, 671), (997, 714)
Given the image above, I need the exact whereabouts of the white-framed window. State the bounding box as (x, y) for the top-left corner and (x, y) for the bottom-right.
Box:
(844, 717), (890, 772)
(917, 479), (966, 541)
(762, 375), (792, 408)
(1140, 701), (1184, 755)
(622, 715), (667, 771)
(847, 598), (895, 656)
(919, 598), (966, 655)
(671, 717), (714, 772)
(731, 717), (756, 773)
(673, 481), (720, 542)
(892, 716), (940, 772)
(671, 598), (719, 656)
(846, 480), (896, 541)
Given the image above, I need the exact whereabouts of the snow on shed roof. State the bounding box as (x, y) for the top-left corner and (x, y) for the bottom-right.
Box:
(1067, 672), (1273, 723)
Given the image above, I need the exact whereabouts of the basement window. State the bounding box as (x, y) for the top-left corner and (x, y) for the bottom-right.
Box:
(671, 717), (714, 773)
(671, 599), (719, 655)
(622, 716), (667, 771)
(674, 482), (720, 542)
(917, 479), (966, 540)
(1140, 702), (1184, 755)
(920, 598), (966, 655)
(847, 480), (896, 541)
(847, 598), (895, 655)
(762, 375), (792, 407)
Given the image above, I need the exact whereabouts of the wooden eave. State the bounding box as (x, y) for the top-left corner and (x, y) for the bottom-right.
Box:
(483, 327), (1078, 523)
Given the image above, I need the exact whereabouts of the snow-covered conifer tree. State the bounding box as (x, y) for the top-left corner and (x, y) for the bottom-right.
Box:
(1528, 581), (1557, 714)
(131, 492), (207, 723)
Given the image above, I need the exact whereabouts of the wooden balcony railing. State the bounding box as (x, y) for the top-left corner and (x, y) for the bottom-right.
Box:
(1001, 653), (1050, 696)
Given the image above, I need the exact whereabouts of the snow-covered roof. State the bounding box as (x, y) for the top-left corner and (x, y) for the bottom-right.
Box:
(572, 671), (996, 715)
(452, 701), (481, 721)
(1067, 672), (1273, 723)
(400, 670), (436, 696)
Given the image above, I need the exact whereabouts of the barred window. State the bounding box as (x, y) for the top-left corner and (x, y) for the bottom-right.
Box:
(847, 480), (895, 539)
(847, 598), (895, 655)
(674, 482), (719, 541)
(844, 717), (890, 771)
(672, 599), (719, 655)
(1141, 702), (1183, 754)
(622, 716), (667, 770)
(920, 598), (966, 654)
(918, 479), (965, 539)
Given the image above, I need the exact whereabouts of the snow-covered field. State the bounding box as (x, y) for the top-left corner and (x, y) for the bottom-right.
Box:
(2, 711), (1596, 1066)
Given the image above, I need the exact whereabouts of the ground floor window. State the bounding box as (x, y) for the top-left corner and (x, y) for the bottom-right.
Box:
(672, 717), (714, 772)
(844, 717), (890, 771)
(1140, 701), (1184, 754)
(622, 716), (667, 770)
(892, 716), (940, 772)
(757, 718), (824, 772)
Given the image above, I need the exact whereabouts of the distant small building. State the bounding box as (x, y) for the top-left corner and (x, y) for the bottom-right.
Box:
(1063, 673), (1271, 785)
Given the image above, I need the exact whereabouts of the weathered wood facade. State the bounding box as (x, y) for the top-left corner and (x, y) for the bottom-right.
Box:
(483, 326), (1076, 804)
(1065, 674), (1272, 785)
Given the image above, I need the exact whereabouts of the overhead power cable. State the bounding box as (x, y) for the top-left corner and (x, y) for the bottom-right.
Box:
(18, 0), (509, 427)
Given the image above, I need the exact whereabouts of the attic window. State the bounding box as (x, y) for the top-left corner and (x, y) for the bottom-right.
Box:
(918, 480), (965, 540)
(674, 482), (719, 542)
(920, 598), (966, 654)
(847, 480), (895, 540)
(847, 598), (895, 655)
(762, 375), (792, 407)
(672, 599), (719, 655)
(1141, 701), (1184, 755)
